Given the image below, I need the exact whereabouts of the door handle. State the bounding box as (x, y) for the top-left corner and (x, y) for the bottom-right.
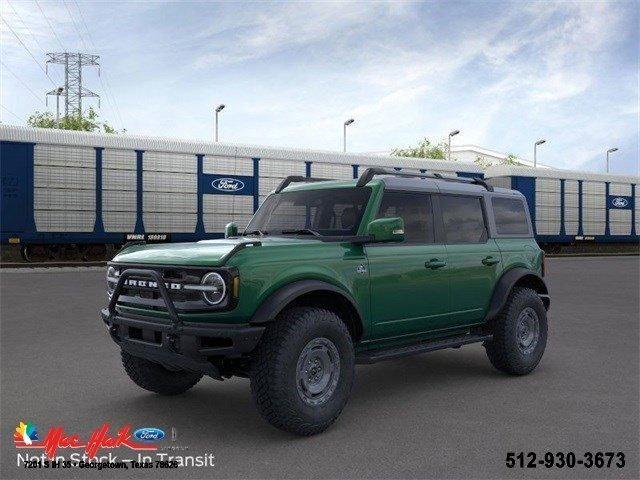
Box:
(425, 259), (446, 269)
(482, 256), (500, 266)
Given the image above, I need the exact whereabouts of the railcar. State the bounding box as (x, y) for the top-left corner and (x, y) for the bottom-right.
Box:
(485, 165), (639, 252)
(0, 125), (484, 261)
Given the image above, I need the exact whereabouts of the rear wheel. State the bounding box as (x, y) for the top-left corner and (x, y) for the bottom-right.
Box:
(250, 306), (355, 435)
(485, 287), (548, 375)
(121, 351), (202, 395)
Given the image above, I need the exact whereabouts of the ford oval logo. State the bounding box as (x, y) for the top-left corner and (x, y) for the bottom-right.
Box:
(612, 197), (629, 208)
(212, 178), (244, 192)
(133, 428), (165, 442)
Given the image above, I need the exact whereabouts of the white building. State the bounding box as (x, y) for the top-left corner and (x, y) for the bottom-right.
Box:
(364, 145), (553, 169)
(450, 145), (552, 169)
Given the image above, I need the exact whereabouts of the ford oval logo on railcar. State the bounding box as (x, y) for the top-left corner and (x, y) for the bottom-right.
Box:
(212, 178), (245, 192)
(611, 197), (629, 208)
(133, 427), (165, 442)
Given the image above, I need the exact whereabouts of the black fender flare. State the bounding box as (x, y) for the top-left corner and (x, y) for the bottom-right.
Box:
(485, 268), (550, 321)
(249, 279), (365, 336)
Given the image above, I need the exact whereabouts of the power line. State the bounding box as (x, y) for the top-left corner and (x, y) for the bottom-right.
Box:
(5, 0), (64, 85)
(70, 0), (126, 130)
(0, 60), (47, 105)
(1, 17), (57, 87)
(61, 0), (90, 51)
(34, 0), (67, 52)
(0, 104), (22, 122)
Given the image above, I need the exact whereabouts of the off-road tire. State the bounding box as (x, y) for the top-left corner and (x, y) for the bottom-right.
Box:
(250, 306), (355, 436)
(121, 351), (203, 395)
(485, 287), (548, 375)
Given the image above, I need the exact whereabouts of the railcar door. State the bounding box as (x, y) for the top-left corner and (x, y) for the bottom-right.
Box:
(1, 142), (31, 236)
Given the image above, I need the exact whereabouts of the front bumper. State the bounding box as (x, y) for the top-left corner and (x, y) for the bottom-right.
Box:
(101, 310), (264, 379)
(101, 267), (264, 379)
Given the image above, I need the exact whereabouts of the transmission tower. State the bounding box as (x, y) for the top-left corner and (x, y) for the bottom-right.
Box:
(45, 53), (100, 117)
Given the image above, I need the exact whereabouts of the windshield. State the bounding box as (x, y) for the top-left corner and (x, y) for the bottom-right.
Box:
(245, 187), (371, 236)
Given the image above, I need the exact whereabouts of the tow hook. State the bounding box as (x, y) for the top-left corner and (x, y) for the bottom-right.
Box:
(165, 333), (179, 351)
(108, 324), (118, 340)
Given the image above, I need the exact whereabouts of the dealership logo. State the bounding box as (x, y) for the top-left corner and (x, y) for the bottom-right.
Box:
(13, 422), (157, 459)
(15, 422), (38, 445)
(133, 428), (165, 442)
(212, 177), (244, 192)
(611, 197), (629, 208)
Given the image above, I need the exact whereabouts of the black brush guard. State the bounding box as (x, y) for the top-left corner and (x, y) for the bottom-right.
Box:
(102, 268), (264, 379)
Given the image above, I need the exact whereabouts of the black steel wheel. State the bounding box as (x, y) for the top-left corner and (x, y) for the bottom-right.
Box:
(485, 287), (548, 375)
(250, 306), (355, 436)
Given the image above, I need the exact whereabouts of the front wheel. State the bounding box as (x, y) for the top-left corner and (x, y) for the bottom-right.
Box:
(121, 351), (203, 395)
(485, 287), (548, 375)
(250, 307), (355, 435)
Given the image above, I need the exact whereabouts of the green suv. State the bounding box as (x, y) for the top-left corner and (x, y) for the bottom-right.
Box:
(102, 168), (550, 435)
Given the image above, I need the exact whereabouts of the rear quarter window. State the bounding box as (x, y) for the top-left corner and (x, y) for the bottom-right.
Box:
(492, 197), (531, 235)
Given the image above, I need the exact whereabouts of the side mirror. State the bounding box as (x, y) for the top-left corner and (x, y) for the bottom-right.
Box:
(224, 222), (238, 238)
(366, 217), (405, 243)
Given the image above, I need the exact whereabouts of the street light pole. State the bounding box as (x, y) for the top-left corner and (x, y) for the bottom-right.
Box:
(606, 147), (618, 173)
(55, 87), (63, 127)
(214, 104), (225, 142)
(448, 129), (460, 162)
(534, 139), (546, 167)
(343, 118), (354, 152)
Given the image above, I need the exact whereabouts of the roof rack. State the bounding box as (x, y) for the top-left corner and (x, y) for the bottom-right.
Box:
(356, 167), (493, 192)
(275, 176), (331, 193)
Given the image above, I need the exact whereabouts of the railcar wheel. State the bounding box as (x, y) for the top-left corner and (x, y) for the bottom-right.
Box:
(23, 245), (50, 263)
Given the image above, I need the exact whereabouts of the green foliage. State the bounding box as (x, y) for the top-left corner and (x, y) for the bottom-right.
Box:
(504, 153), (521, 165)
(475, 152), (522, 167)
(27, 107), (123, 134)
(474, 155), (492, 168)
(391, 138), (446, 159)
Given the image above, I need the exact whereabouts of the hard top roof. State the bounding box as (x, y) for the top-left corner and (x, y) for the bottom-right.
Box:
(281, 173), (523, 198)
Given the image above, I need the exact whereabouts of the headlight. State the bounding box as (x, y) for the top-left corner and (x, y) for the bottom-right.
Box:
(200, 272), (226, 305)
(106, 266), (120, 297)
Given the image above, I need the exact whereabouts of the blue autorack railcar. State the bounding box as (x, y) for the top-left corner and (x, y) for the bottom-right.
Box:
(0, 125), (485, 261)
(485, 165), (639, 250)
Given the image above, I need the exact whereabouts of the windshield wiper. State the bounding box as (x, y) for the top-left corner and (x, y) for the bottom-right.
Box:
(281, 228), (322, 237)
(242, 229), (268, 236)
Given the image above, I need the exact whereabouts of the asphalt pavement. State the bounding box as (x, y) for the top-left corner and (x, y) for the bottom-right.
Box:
(1, 257), (638, 479)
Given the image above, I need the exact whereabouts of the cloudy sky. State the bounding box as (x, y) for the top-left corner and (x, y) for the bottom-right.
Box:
(1, 0), (638, 174)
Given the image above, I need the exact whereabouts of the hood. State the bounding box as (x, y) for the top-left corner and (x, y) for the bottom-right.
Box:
(112, 236), (321, 267)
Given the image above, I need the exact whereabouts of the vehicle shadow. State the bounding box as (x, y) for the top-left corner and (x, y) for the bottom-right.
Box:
(107, 347), (502, 443)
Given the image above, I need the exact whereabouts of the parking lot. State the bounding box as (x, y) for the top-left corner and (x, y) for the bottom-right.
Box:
(1, 256), (638, 479)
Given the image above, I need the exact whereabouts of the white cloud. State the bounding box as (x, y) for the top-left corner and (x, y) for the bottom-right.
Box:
(193, 1), (394, 68)
(1, 0), (636, 174)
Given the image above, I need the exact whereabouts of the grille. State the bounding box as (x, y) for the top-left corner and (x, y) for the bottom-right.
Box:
(108, 265), (233, 313)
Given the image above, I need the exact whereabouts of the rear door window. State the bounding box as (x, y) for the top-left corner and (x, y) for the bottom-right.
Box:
(440, 195), (487, 244)
(492, 197), (530, 235)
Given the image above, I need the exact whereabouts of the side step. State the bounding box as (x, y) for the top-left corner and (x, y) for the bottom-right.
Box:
(355, 333), (493, 365)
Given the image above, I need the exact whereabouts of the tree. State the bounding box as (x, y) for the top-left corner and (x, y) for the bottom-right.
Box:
(504, 153), (521, 165)
(27, 107), (123, 133)
(391, 137), (446, 159)
(474, 155), (492, 168)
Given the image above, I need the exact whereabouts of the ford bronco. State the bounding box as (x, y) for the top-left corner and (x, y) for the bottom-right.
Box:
(101, 168), (550, 435)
